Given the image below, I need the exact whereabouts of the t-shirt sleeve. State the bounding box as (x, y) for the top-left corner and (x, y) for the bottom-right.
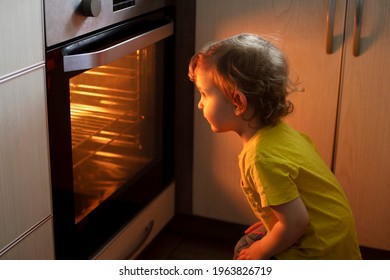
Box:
(251, 157), (300, 207)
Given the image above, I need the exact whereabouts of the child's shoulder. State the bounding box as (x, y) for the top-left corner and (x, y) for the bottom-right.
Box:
(253, 121), (317, 159)
(259, 121), (302, 144)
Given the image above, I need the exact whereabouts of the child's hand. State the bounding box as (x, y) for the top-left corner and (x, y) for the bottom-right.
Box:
(237, 241), (263, 260)
(245, 221), (266, 235)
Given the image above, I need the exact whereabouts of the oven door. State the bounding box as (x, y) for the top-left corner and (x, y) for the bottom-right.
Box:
(46, 15), (174, 259)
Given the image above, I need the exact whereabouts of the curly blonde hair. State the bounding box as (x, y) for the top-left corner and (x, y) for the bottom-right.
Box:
(188, 33), (299, 126)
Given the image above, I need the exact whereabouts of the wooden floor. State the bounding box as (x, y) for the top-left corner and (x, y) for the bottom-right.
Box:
(137, 214), (390, 260)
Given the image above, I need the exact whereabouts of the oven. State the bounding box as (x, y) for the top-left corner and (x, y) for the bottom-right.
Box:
(44, 0), (175, 259)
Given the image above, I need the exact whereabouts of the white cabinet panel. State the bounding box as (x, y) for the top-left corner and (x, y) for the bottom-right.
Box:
(0, 217), (54, 260)
(334, 0), (390, 250)
(0, 67), (52, 250)
(0, 0), (45, 77)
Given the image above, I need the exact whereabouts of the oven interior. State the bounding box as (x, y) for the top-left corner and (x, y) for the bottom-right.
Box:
(70, 46), (156, 224)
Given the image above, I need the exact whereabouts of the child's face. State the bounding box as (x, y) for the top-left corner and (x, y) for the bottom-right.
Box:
(194, 67), (238, 133)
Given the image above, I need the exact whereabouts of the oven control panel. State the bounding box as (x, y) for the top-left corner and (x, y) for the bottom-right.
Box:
(81, 0), (138, 17)
(82, 0), (102, 17)
(44, 0), (170, 47)
(113, 0), (136, 12)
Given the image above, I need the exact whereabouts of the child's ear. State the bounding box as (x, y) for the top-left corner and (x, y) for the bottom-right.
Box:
(232, 90), (248, 116)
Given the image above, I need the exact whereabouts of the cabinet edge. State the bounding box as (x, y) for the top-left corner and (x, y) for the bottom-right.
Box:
(0, 213), (53, 257)
(0, 62), (45, 85)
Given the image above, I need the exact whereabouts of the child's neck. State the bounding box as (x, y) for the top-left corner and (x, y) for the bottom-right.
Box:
(235, 107), (263, 144)
(239, 124), (263, 144)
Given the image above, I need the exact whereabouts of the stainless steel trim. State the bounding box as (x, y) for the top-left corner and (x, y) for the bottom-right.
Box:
(0, 62), (45, 85)
(353, 0), (363, 57)
(326, 0), (336, 54)
(63, 22), (173, 72)
(0, 214), (53, 257)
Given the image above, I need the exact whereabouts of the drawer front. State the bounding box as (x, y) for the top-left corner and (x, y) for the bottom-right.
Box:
(94, 184), (175, 260)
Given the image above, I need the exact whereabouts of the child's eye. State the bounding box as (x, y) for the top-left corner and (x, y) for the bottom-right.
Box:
(200, 91), (206, 97)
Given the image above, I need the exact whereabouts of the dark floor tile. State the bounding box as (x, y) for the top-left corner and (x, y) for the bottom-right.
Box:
(138, 232), (183, 260)
(167, 237), (234, 260)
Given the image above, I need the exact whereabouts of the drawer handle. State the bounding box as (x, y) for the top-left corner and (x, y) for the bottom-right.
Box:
(124, 220), (154, 259)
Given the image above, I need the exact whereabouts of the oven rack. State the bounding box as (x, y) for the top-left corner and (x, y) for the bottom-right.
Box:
(70, 103), (143, 169)
(69, 53), (143, 169)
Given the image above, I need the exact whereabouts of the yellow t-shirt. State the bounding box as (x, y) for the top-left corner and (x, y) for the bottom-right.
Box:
(238, 121), (361, 259)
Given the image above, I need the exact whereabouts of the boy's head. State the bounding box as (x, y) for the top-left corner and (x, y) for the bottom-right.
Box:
(189, 33), (295, 127)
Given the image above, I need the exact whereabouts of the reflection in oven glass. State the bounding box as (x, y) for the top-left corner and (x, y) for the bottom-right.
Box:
(69, 48), (156, 223)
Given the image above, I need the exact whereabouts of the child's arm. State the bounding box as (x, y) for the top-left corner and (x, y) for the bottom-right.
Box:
(237, 196), (309, 260)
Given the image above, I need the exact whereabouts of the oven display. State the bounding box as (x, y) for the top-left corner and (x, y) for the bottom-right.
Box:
(113, 0), (135, 11)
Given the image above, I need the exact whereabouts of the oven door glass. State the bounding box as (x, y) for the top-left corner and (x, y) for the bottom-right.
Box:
(70, 46), (156, 224)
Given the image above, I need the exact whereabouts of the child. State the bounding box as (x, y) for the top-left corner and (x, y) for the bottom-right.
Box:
(188, 33), (361, 260)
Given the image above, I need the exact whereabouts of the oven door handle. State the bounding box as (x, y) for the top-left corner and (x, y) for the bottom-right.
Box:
(63, 22), (174, 72)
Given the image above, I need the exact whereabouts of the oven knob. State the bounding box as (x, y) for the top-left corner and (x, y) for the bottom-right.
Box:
(81, 0), (102, 17)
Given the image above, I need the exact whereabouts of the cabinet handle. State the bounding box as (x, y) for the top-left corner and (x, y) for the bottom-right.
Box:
(353, 0), (363, 56)
(326, 0), (336, 54)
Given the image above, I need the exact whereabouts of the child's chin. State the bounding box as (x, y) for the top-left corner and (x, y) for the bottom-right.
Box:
(208, 122), (229, 133)
(210, 126), (226, 133)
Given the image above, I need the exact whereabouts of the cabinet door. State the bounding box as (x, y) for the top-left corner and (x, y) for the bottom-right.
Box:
(194, 0), (346, 224)
(0, 67), (52, 251)
(0, 0), (44, 78)
(334, 0), (390, 250)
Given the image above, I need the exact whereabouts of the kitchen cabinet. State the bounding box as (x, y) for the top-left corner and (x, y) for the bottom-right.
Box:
(0, 0), (54, 259)
(333, 0), (390, 250)
(0, 67), (52, 252)
(194, 0), (390, 251)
